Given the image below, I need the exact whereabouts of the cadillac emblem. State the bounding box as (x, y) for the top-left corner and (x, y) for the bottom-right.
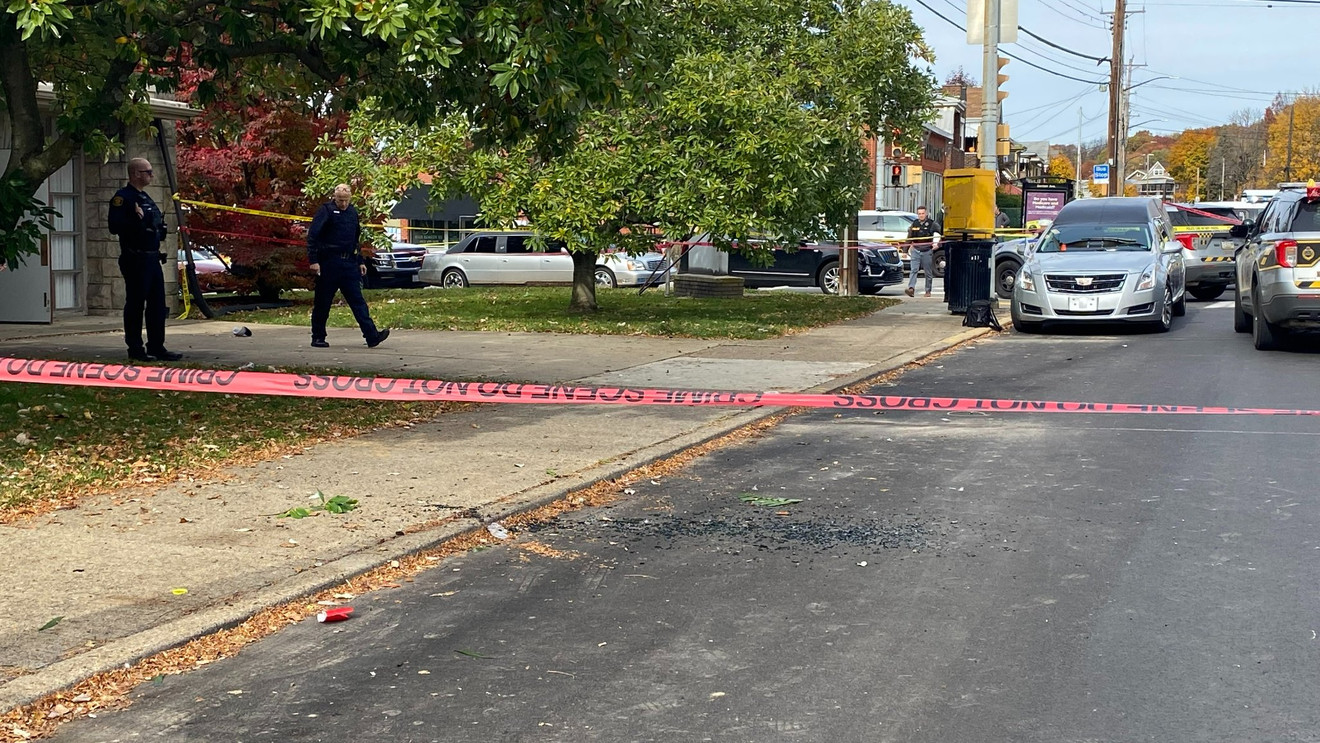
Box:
(1074, 277), (1094, 287)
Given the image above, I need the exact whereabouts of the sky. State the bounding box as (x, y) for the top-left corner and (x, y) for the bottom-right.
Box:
(896, 0), (1308, 148)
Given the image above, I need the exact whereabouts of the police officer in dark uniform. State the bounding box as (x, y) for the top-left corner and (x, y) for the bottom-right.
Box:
(109, 158), (182, 361)
(307, 183), (389, 348)
(904, 205), (942, 298)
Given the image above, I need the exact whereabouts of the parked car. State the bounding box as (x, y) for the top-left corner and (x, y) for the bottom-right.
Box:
(993, 236), (1034, 300)
(180, 248), (227, 292)
(364, 242), (429, 288)
(857, 210), (917, 247)
(417, 231), (669, 289)
(1011, 197), (1186, 333)
(1231, 184), (1320, 350)
(687, 234), (904, 294)
(1166, 203), (1242, 301)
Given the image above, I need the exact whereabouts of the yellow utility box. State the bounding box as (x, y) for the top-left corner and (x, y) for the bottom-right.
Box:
(942, 168), (997, 234)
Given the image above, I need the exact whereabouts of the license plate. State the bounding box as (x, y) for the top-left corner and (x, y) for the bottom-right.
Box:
(1068, 295), (1098, 312)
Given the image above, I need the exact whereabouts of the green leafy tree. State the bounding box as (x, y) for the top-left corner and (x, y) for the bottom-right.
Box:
(310, 0), (937, 311)
(0, 0), (649, 268)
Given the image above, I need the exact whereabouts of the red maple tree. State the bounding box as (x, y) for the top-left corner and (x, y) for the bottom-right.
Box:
(175, 68), (347, 300)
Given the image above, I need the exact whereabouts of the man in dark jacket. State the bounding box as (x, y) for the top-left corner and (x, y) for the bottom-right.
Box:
(109, 158), (182, 361)
(307, 184), (389, 348)
(904, 205), (942, 298)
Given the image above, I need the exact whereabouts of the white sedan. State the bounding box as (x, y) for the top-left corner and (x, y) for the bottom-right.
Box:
(418, 231), (670, 289)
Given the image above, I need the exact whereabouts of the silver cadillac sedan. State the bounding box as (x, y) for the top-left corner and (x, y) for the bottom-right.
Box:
(1010, 197), (1187, 333)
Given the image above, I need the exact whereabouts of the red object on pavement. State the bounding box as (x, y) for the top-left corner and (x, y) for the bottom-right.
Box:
(317, 606), (354, 623)
(1174, 233), (1196, 251)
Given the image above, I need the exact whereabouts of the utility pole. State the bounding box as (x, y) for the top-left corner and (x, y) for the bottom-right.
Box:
(1221, 157), (1225, 201)
(1117, 58), (1132, 196)
(1285, 100), (1295, 182)
(1076, 106), (1084, 199)
(1106, 0), (1125, 197)
(979, 0), (1002, 172)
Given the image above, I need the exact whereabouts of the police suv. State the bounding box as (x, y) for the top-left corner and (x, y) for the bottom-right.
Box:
(1232, 183), (1320, 350)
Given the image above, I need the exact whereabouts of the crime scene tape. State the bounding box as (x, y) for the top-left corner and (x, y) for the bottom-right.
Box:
(3, 357), (1320, 416)
(181, 226), (306, 246)
(173, 196), (390, 229)
(1163, 201), (1242, 225)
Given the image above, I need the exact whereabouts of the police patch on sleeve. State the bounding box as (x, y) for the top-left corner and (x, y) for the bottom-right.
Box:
(111, 196), (124, 207)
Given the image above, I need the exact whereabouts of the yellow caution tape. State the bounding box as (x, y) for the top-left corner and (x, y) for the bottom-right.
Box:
(173, 195), (390, 229)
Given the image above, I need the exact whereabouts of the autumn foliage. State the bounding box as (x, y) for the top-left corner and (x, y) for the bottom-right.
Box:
(175, 70), (347, 299)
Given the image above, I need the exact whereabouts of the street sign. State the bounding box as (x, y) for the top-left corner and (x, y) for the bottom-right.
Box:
(1092, 163), (1110, 185)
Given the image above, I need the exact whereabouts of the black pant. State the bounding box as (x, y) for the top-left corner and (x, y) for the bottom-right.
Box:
(311, 258), (380, 342)
(119, 253), (167, 353)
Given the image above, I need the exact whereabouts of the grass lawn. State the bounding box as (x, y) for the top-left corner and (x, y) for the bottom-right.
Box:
(0, 381), (451, 518)
(222, 286), (898, 339)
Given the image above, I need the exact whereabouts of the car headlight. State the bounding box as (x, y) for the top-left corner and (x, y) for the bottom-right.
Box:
(1018, 271), (1035, 291)
(626, 259), (648, 271)
(1136, 266), (1156, 291)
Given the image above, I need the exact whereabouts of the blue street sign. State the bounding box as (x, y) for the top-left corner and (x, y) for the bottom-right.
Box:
(1092, 163), (1110, 184)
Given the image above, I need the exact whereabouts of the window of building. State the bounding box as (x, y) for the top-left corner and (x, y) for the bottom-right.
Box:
(47, 159), (82, 311)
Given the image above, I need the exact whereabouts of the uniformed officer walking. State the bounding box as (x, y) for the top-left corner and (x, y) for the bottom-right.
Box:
(307, 184), (389, 348)
(109, 158), (182, 361)
(904, 205), (942, 298)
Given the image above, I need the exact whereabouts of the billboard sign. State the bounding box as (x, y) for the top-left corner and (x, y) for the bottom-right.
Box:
(1024, 190), (1067, 225)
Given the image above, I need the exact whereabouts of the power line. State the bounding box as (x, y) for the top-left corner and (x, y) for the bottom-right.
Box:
(1019, 26), (1110, 62)
(1054, 0), (1113, 24)
(908, 0), (1107, 83)
(934, 0), (1109, 61)
(1013, 38), (1112, 76)
(1039, 0), (1111, 28)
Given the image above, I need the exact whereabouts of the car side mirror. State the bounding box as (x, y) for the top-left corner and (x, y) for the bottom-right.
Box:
(1229, 222), (1251, 239)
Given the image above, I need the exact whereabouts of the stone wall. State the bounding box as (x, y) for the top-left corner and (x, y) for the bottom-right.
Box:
(85, 123), (182, 315)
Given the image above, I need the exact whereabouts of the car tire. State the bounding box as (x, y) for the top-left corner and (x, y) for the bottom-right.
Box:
(818, 260), (841, 295)
(1151, 284), (1173, 333)
(1233, 287), (1251, 333)
(1251, 285), (1283, 350)
(441, 268), (469, 289)
(931, 249), (947, 279)
(594, 267), (617, 289)
(1172, 288), (1186, 317)
(996, 259), (1020, 299)
(1189, 285), (1225, 301)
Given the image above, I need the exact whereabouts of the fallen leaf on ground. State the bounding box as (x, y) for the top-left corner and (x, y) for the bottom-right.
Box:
(38, 616), (63, 631)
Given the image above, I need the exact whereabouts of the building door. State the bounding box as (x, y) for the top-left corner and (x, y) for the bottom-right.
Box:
(0, 180), (55, 323)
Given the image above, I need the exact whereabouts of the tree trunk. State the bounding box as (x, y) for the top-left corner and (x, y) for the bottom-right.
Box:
(569, 249), (600, 312)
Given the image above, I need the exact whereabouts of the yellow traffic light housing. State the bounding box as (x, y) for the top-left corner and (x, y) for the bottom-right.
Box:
(996, 55), (1009, 103)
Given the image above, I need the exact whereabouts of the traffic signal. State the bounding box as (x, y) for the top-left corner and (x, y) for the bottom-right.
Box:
(996, 55), (1009, 103)
(889, 164), (903, 187)
(997, 123), (1010, 157)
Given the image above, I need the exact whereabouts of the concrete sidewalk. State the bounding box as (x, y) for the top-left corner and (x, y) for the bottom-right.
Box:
(0, 293), (997, 711)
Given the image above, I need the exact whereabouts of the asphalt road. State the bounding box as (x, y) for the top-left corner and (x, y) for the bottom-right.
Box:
(51, 299), (1320, 742)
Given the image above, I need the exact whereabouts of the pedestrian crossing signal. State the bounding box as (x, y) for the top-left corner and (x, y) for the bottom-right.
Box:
(890, 164), (903, 187)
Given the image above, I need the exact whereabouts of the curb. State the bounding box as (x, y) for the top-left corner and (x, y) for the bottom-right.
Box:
(0, 324), (999, 713)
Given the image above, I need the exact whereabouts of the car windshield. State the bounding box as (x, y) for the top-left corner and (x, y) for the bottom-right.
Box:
(1168, 207), (1238, 226)
(1035, 224), (1153, 253)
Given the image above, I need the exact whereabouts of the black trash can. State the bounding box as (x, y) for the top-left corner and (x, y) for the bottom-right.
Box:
(944, 239), (994, 315)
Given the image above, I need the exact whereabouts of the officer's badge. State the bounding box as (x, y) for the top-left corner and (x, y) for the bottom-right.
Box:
(111, 196), (124, 206)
